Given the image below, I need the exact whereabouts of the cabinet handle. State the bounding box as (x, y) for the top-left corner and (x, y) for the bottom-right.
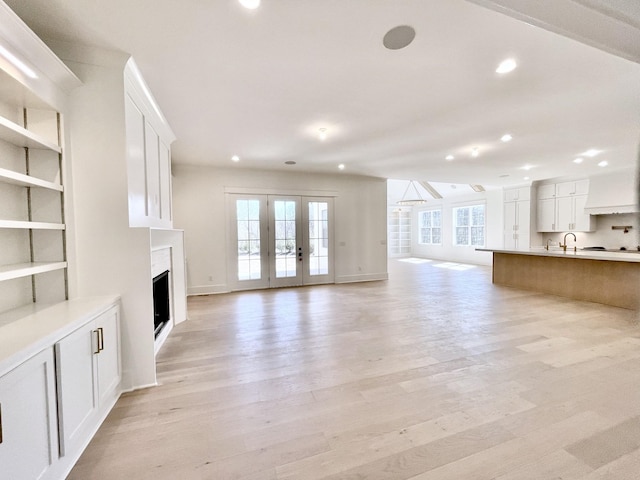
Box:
(93, 329), (100, 354)
(98, 327), (104, 353)
(0, 402), (3, 444)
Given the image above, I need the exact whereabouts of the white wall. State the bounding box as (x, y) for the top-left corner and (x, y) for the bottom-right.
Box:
(172, 165), (388, 295)
(410, 189), (503, 266)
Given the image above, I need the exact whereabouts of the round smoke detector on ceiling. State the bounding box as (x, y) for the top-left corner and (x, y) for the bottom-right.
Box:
(383, 25), (416, 50)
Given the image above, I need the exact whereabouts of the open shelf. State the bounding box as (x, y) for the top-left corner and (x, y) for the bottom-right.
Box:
(0, 167), (63, 191)
(0, 220), (65, 230)
(0, 261), (67, 282)
(0, 115), (61, 153)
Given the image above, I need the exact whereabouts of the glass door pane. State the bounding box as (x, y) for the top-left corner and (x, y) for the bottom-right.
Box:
(227, 194), (268, 291)
(236, 199), (262, 281)
(274, 200), (298, 278)
(269, 197), (302, 287)
(302, 197), (334, 285)
(308, 202), (329, 276)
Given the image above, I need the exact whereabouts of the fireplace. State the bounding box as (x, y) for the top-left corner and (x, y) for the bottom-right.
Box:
(153, 270), (170, 338)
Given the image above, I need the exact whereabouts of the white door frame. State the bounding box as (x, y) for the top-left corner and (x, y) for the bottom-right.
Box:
(226, 193), (335, 291)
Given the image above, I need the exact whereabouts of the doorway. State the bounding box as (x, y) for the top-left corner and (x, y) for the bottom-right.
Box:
(227, 194), (334, 290)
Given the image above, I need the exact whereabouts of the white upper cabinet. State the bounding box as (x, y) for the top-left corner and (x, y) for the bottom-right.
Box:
(159, 140), (172, 223)
(125, 95), (147, 225)
(537, 183), (557, 200)
(124, 59), (175, 228)
(504, 186), (531, 202)
(536, 179), (594, 232)
(144, 120), (161, 220)
(556, 179), (589, 197)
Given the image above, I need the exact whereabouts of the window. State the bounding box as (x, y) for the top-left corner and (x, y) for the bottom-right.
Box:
(453, 205), (485, 246)
(418, 210), (441, 245)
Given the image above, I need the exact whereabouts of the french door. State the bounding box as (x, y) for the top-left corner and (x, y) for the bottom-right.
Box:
(228, 194), (334, 290)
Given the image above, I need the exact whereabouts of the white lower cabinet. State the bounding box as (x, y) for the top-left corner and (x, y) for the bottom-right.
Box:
(0, 348), (59, 480)
(0, 299), (121, 480)
(56, 305), (121, 457)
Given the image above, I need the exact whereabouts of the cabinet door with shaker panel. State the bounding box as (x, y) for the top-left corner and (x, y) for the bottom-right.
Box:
(0, 349), (59, 480)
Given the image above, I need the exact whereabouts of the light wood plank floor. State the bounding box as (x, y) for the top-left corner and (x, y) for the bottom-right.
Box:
(69, 258), (640, 479)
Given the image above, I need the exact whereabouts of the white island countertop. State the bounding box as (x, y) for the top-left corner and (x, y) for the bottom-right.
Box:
(0, 296), (120, 377)
(477, 248), (640, 263)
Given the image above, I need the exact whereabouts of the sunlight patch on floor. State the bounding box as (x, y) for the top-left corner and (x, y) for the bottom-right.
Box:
(433, 262), (477, 270)
(398, 258), (433, 264)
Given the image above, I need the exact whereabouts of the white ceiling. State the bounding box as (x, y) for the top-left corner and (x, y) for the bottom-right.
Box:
(6, 0), (640, 187)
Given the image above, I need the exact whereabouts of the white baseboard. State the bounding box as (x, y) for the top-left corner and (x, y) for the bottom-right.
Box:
(335, 272), (388, 284)
(121, 382), (158, 394)
(188, 284), (230, 296)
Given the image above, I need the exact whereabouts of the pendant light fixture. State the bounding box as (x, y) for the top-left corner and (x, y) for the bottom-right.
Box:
(397, 180), (427, 205)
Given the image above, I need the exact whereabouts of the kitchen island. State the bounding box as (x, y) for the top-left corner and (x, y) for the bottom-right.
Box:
(477, 248), (640, 310)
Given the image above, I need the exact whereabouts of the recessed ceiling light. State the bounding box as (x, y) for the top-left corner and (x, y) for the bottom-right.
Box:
(231, 155), (240, 162)
(445, 155), (454, 161)
(522, 164), (533, 171)
(318, 128), (328, 141)
(598, 160), (608, 167)
(471, 147), (479, 158)
(284, 160), (296, 165)
(573, 157), (583, 164)
(338, 164), (345, 170)
(496, 58), (517, 74)
(383, 25), (416, 50)
(501, 134), (512, 142)
(239, 0), (260, 9)
(524, 176), (530, 180)
(582, 149), (601, 157)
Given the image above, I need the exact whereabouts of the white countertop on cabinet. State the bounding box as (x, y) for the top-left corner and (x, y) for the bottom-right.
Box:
(477, 248), (640, 263)
(0, 296), (120, 377)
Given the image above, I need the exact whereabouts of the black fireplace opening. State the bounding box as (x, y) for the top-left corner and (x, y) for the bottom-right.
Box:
(153, 270), (170, 338)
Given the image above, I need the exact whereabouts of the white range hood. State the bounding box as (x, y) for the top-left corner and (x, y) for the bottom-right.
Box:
(584, 168), (639, 215)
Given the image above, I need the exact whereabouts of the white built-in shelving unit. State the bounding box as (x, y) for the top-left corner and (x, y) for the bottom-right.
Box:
(388, 207), (412, 256)
(0, 4), (80, 315)
(0, 76), (68, 312)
